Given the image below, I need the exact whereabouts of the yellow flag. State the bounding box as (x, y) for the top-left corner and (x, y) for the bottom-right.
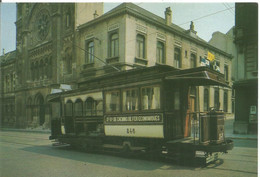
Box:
(207, 52), (215, 61)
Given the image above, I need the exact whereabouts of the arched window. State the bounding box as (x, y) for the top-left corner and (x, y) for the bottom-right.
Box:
(156, 41), (165, 64)
(32, 62), (36, 81)
(65, 100), (73, 116)
(40, 60), (44, 80)
(190, 53), (196, 68)
(85, 41), (94, 64)
(85, 97), (96, 116)
(35, 61), (39, 80)
(74, 99), (83, 116)
(44, 58), (48, 79)
(174, 47), (181, 68)
(136, 34), (145, 59)
(204, 88), (209, 111)
(48, 57), (52, 78)
(109, 33), (119, 57)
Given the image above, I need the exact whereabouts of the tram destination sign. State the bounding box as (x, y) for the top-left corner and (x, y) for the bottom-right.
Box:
(105, 114), (162, 123)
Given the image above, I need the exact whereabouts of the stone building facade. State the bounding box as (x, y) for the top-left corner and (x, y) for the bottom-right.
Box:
(233, 3), (258, 134)
(209, 27), (236, 115)
(0, 3), (232, 129)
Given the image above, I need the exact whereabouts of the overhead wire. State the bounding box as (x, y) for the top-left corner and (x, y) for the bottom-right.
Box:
(178, 6), (235, 26)
(225, 3), (235, 14)
(222, 3), (235, 15)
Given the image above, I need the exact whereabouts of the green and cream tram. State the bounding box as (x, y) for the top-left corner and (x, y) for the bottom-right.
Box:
(48, 65), (233, 165)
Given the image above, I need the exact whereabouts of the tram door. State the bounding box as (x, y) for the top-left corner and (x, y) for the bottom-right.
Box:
(185, 87), (196, 137)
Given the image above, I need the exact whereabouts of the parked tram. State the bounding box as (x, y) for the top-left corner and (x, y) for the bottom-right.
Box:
(48, 65), (233, 165)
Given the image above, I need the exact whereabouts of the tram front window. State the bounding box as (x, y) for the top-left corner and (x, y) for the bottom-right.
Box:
(123, 89), (139, 111)
(105, 91), (120, 112)
(142, 86), (160, 110)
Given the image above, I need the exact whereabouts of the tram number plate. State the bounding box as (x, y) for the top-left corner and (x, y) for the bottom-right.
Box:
(127, 128), (135, 134)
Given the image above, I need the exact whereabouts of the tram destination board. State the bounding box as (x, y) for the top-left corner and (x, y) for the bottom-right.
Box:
(104, 114), (164, 138)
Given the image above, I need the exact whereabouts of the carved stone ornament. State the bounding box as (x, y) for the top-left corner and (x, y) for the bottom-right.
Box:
(35, 9), (50, 41)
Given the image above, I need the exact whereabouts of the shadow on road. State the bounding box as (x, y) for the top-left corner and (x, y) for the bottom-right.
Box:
(21, 145), (195, 171)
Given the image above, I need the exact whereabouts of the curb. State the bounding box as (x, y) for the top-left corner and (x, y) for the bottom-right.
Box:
(226, 136), (258, 140)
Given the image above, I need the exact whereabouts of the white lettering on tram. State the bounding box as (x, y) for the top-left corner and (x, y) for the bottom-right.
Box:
(105, 115), (162, 122)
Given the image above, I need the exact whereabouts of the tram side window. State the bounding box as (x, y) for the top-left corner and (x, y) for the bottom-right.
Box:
(52, 102), (61, 118)
(86, 97), (96, 116)
(141, 86), (160, 110)
(65, 101), (73, 116)
(74, 99), (83, 116)
(105, 91), (120, 112)
(123, 89), (139, 111)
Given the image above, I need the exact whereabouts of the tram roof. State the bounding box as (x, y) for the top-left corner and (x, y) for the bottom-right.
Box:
(165, 66), (229, 87)
(47, 65), (229, 102)
(78, 65), (229, 87)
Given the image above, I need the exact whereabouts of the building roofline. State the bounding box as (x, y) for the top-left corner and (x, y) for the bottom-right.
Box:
(0, 50), (17, 66)
(77, 3), (232, 59)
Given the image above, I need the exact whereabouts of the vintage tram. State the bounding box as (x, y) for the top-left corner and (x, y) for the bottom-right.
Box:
(48, 65), (233, 165)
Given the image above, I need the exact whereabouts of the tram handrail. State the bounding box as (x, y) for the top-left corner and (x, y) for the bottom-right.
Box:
(188, 111), (207, 144)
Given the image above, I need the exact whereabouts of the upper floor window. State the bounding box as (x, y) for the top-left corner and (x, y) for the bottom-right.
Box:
(213, 61), (220, 72)
(136, 34), (145, 59)
(174, 47), (181, 68)
(156, 41), (165, 64)
(224, 65), (229, 81)
(190, 53), (197, 68)
(85, 40), (94, 64)
(109, 33), (119, 57)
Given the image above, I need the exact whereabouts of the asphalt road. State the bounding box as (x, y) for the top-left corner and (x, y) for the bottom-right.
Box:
(0, 130), (257, 177)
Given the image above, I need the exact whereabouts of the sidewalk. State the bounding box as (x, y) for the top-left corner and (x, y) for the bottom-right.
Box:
(224, 118), (258, 140)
